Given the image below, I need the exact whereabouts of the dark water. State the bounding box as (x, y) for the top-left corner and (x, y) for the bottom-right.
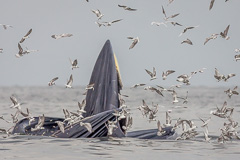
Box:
(0, 86), (240, 160)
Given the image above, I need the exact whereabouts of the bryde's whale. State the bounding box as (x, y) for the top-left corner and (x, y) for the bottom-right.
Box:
(12, 40), (175, 139)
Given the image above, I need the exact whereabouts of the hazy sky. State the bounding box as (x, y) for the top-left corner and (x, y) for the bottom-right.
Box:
(0, 0), (239, 87)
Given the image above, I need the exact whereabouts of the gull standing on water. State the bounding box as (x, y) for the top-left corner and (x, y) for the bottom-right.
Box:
(19, 29), (32, 43)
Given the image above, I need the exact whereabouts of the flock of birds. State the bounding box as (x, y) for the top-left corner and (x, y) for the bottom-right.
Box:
(1, 0), (240, 143)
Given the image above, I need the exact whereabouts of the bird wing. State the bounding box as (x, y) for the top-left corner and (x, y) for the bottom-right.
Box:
(25, 29), (32, 37)
(73, 59), (78, 66)
(129, 39), (138, 49)
(224, 25), (230, 36)
(162, 5), (167, 18)
(145, 69), (154, 77)
(209, 0), (215, 10)
(52, 77), (59, 82)
(67, 74), (73, 85)
(112, 19), (122, 23)
(166, 70), (175, 76)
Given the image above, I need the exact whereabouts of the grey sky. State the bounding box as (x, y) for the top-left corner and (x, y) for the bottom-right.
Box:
(0, 0), (239, 87)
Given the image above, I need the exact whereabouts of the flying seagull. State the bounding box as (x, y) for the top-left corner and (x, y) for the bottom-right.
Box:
(179, 26), (199, 37)
(15, 43), (24, 58)
(69, 58), (79, 70)
(181, 38), (193, 45)
(51, 33), (73, 39)
(118, 5), (137, 11)
(0, 24), (13, 30)
(65, 74), (73, 88)
(220, 25), (230, 40)
(145, 67), (157, 80)
(101, 19), (123, 26)
(48, 77), (59, 86)
(19, 29), (32, 43)
(91, 9), (104, 20)
(162, 70), (175, 80)
(128, 37), (139, 49)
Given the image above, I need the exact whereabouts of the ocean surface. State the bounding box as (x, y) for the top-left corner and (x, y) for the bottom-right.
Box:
(0, 86), (240, 160)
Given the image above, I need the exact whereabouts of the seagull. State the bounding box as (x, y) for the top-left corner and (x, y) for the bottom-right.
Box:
(145, 67), (157, 80)
(48, 77), (59, 86)
(157, 120), (166, 136)
(101, 19), (123, 26)
(127, 37), (139, 49)
(86, 83), (94, 90)
(137, 100), (151, 117)
(234, 54), (240, 61)
(31, 114), (45, 132)
(80, 122), (92, 133)
(177, 74), (192, 85)
(224, 86), (239, 98)
(199, 117), (211, 128)
(169, 90), (179, 103)
(15, 43), (24, 58)
(151, 21), (168, 27)
(0, 24), (13, 30)
(105, 120), (118, 136)
(122, 116), (133, 131)
(204, 34), (219, 45)
(170, 21), (183, 26)
(181, 38), (193, 45)
(0, 48), (3, 53)
(118, 5), (137, 11)
(19, 29), (32, 43)
(204, 130), (211, 142)
(69, 58), (79, 70)
(162, 70), (175, 80)
(224, 73), (236, 82)
(163, 111), (172, 127)
(65, 74), (73, 88)
(91, 9), (104, 20)
(220, 25), (230, 40)
(131, 83), (146, 88)
(51, 33), (73, 39)
(209, 0), (215, 10)
(214, 68), (225, 82)
(148, 105), (158, 122)
(179, 26), (199, 37)
(77, 99), (86, 115)
(56, 121), (65, 133)
(10, 95), (22, 110)
(144, 86), (164, 96)
(161, 6), (180, 21)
